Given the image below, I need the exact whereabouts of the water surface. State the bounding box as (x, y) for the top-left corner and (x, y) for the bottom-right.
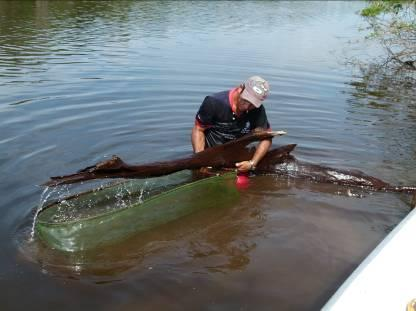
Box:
(0, 1), (414, 310)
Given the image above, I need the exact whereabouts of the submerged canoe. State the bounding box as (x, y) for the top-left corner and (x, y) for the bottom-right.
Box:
(36, 172), (239, 252)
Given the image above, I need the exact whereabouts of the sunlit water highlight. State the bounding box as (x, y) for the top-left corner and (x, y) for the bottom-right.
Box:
(30, 186), (52, 240)
(1, 1), (415, 310)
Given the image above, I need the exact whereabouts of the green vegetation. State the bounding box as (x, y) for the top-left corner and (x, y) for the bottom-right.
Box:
(346, 1), (415, 134)
(360, 0), (416, 69)
(361, 0), (413, 17)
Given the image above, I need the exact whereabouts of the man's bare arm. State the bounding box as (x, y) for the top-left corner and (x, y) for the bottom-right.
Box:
(191, 124), (206, 153)
(235, 138), (271, 172)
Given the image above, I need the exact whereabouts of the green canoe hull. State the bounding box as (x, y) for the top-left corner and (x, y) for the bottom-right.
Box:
(36, 173), (239, 252)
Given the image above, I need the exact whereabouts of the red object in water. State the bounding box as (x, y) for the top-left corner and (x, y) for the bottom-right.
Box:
(236, 172), (250, 189)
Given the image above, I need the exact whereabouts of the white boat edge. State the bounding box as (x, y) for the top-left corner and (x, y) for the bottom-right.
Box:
(323, 206), (416, 311)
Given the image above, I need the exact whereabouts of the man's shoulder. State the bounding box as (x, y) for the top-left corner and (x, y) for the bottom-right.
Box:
(206, 90), (229, 103)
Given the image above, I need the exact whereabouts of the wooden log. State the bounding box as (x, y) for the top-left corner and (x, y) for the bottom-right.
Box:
(44, 130), (290, 186)
(43, 128), (416, 195)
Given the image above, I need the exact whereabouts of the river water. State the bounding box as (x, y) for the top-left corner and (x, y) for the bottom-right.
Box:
(1, 1), (415, 310)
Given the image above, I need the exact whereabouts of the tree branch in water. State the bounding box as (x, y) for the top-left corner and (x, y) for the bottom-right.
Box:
(44, 131), (289, 186)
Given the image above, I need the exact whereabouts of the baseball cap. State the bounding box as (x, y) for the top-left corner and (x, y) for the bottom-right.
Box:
(240, 76), (270, 108)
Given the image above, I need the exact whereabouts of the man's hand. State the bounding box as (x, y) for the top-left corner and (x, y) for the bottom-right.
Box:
(235, 160), (254, 172)
(199, 167), (213, 175)
(237, 137), (271, 172)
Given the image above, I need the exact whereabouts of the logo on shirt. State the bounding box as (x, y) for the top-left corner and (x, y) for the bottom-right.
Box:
(241, 121), (251, 134)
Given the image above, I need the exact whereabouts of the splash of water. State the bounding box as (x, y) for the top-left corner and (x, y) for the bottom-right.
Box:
(31, 180), (157, 229)
(30, 186), (57, 240)
(138, 182), (146, 204)
(115, 180), (149, 207)
(116, 181), (132, 208)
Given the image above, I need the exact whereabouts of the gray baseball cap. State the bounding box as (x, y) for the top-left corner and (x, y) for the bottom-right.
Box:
(240, 76), (270, 108)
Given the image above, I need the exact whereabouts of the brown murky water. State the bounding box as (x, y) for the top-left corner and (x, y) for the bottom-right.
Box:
(1, 1), (414, 310)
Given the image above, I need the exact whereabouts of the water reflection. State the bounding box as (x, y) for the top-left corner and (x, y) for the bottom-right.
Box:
(1, 1), (414, 309)
(0, 1), (363, 82)
(19, 175), (411, 286)
(345, 63), (416, 183)
(23, 191), (267, 282)
(0, 1), (136, 80)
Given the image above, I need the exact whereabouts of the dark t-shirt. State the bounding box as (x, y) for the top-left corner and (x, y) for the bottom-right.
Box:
(195, 89), (270, 148)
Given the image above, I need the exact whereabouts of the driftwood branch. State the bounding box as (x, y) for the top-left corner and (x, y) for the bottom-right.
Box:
(43, 129), (416, 195)
(44, 131), (291, 187)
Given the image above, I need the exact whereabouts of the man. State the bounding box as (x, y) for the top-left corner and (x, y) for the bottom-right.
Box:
(191, 76), (272, 172)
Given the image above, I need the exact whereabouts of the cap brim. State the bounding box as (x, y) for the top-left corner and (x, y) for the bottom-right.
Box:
(241, 89), (262, 108)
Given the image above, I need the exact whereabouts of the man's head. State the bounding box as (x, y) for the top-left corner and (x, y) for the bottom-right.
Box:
(240, 76), (270, 109)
